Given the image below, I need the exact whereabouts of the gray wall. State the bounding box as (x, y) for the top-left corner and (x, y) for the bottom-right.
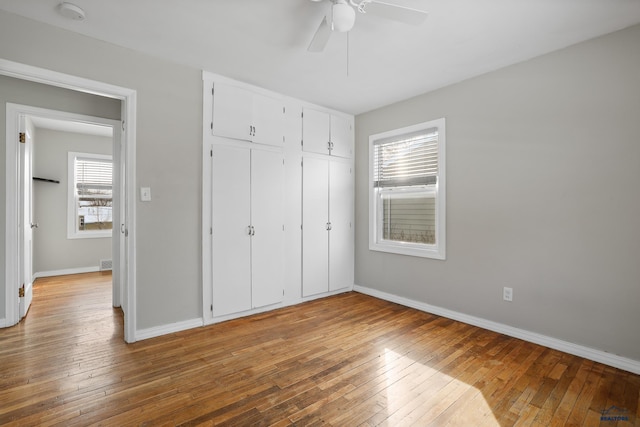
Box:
(355, 24), (640, 361)
(0, 10), (202, 329)
(0, 74), (120, 320)
(32, 128), (112, 274)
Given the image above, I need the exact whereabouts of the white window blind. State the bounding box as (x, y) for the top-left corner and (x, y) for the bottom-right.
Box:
(75, 157), (112, 198)
(373, 128), (438, 188)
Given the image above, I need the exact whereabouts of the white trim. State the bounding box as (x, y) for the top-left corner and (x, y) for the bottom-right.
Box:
(368, 118), (446, 260)
(353, 284), (640, 375)
(136, 318), (204, 341)
(1, 59), (137, 343)
(34, 266), (101, 279)
(66, 151), (114, 240)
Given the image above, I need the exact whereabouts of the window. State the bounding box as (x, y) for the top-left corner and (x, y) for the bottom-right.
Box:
(369, 118), (445, 259)
(67, 152), (113, 239)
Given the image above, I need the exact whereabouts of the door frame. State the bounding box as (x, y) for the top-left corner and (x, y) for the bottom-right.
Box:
(8, 104), (121, 313)
(1, 58), (138, 343)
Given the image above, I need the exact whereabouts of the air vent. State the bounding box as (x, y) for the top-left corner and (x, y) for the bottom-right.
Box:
(100, 259), (113, 271)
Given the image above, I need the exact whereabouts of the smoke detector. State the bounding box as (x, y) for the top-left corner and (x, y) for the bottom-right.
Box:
(58, 2), (86, 21)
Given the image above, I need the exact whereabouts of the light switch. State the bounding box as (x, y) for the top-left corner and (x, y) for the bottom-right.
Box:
(140, 187), (151, 202)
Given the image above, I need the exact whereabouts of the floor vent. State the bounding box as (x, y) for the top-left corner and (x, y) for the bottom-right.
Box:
(100, 259), (113, 271)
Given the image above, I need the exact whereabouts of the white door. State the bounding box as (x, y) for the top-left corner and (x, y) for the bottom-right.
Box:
(212, 83), (253, 141)
(211, 144), (252, 316)
(302, 157), (329, 297)
(251, 149), (284, 308)
(330, 114), (353, 159)
(113, 124), (125, 310)
(329, 160), (354, 291)
(302, 108), (330, 155)
(19, 116), (34, 319)
(252, 94), (284, 147)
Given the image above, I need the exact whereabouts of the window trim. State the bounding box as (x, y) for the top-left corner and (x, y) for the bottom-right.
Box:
(368, 118), (446, 259)
(67, 151), (113, 240)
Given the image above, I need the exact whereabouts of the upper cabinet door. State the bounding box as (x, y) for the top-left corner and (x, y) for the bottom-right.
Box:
(212, 83), (253, 141)
(329, 114), (353, 159)
(212, 83), (284, 146)
(303, 108), (353, 158)
(252, 94), (284, 146)
(302, 108), (330, 155)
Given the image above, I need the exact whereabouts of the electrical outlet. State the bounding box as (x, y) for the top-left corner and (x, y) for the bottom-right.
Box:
(503, 287), (513, 302)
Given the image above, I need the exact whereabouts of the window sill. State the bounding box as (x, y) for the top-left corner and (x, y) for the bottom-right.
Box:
(67, 231), (112, 240)
(369, 241), (445, 260)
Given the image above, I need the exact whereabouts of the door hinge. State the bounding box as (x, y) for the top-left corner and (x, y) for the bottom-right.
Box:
(19, 133), (26, 144)
(210, 227), (213, 235)
(301, 111), (304, 118)
(122, 121), (125, 132)
(210, 149), (213, 157)
(19, 284), (25, 298)
(283, 107), (286, 114)
(212, 86), (214, 95)
(210, 122), (213, 130)
(210, 304), (213, 312)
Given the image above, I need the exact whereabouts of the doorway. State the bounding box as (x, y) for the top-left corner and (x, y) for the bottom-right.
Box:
(1, 59), (137, 342)
(12, 106), (121, 321)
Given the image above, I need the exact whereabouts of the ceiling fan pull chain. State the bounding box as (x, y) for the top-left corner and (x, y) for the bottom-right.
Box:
(346, 31), (350, 77)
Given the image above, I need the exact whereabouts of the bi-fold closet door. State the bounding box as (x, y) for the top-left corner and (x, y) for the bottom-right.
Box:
(302, 156), (353, 297)
(211, 144), (284, 317)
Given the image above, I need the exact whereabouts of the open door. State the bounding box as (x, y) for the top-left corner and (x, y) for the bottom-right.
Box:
(18, 115), (34, 319)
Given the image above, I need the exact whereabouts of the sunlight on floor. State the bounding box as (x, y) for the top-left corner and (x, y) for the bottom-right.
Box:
(383, 348), (500, 426)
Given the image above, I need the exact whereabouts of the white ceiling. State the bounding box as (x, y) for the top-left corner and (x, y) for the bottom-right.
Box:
(2, 0), (640, 115)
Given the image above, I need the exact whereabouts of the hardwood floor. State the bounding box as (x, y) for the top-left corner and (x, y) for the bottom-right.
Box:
(0, 273), (638, 426)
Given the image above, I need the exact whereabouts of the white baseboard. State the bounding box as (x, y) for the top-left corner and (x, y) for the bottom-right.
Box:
(354, 284), (640, 375)
(136, 318), (204, 341)
(204, 286), (353, 327)
(0, 318), (7, 328)
(34, 266), (100, 279)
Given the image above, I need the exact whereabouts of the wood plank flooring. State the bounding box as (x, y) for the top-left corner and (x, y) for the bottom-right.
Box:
(1, 273), (638, 426)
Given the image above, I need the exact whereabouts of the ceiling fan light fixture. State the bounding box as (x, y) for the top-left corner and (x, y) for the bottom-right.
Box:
(331, 0), (356, 32)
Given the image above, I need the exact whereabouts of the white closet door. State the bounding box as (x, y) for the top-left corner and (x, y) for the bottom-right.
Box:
(302, 157), (329, 297)
(329, 160), (354, 291)
(212, 83), (253, 141)
(330, 114), (353, 158)
(252, 94), (284, 147)
(211, 144), (252, 316)
(251, 149), (284, 308)
(302, 108), (330, 155)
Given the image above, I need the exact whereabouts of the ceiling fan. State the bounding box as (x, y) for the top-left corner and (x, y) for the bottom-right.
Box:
(308, 0), (428, 52)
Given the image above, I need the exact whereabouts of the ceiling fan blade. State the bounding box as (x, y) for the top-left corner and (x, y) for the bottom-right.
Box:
(308, 16), (332, 52)
(365, 1), (428, 25)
